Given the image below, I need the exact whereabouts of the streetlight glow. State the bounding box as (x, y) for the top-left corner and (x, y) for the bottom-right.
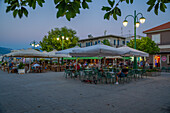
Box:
(57, 37), (59, 40)
(62, 36), (64, 39)
(32, 44), (34, 46)
(123, 20), (128, 27)
(140, 17), (146, 24)
(37, 44), (39, 46)
(136, 22), (140, 28)
(66, 37), (69, 40)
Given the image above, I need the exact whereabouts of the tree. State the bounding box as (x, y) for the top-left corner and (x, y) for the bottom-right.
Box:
(127, 37), (160, 54)
(102, 39), (111, 46)
(40, 27), (79, 52)
(4, 0), (169, 21)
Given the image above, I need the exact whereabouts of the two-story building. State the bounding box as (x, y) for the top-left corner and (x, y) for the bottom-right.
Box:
(143, 22), (170, 68)
(78, 35), (128, 48)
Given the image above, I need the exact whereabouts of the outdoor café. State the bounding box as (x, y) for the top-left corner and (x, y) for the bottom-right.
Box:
(0, 43), (150, 84)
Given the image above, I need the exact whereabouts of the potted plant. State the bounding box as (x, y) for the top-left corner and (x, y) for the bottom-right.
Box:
(146, 68), (160, 77)
(18, 62), (25, 74)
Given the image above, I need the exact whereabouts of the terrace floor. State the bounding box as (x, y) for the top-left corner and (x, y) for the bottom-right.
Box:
(0, 70), (170, 113)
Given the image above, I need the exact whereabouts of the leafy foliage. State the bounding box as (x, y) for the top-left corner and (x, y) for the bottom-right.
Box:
(18, 62), (25, 69)
(147, 0), (169, 15)
(101, 39), (111, 46)
(4, 0), (45, 18)
(4, 0), (170, 20)
(40, 27), (79, 52)
(127, 37), (160, 54)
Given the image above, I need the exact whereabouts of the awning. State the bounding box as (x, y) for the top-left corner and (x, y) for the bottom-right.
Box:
(63, 57), (103, 60)
(123, 57), (132, 60)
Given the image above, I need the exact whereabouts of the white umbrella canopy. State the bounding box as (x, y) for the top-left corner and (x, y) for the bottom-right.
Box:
(56, 46), (80, 54)
(55, 46), (80, 57)
(70, 43), (126, 57)
(48, 49), (71, 58)
(117, 45), (149, 57)
(5, 48), (49, 58)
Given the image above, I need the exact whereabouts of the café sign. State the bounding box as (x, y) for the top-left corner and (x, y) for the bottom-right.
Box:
(161, 56), (167, 62)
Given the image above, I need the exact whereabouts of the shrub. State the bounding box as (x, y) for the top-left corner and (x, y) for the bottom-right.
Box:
(18, 62), (25, 69)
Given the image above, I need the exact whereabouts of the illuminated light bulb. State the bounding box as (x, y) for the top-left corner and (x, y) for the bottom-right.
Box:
(123, 20), (128, 27)
(140, 17), (146, 24)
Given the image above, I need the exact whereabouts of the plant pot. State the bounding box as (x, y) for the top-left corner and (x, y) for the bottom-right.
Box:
(146, 72), (159, 77)
(18, 69), (25, 74)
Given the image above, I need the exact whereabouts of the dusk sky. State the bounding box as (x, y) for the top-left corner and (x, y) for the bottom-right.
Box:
(0, 0), (170, 49)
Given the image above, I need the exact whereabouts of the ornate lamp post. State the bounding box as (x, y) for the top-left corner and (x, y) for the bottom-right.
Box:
(57, 34), (69, 50)
(57, 34), (69, 64)
(30, 40), (39, 61)
(30, 40), (39, 49)
(123, 10), (146, 69)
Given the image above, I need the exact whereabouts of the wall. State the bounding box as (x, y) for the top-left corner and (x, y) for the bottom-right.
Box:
(79, 36), (126, 48)
(147, 30), (170, 45)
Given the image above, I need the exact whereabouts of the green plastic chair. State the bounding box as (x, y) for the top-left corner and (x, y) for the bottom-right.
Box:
(167, 67), (170, 72)
(161, 67), (167, 72)
(106, 72), (115, 84)
(97, 72), (104, 84)
(64, 69), (71, 79)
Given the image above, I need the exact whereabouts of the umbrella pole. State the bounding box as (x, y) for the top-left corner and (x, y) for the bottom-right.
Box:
(58, 57), (60, 65)
(124, 56), (125, 65)
(99, 58), (101, 69)
(76, 57), (77, 71)
(104, 57), (106, 67)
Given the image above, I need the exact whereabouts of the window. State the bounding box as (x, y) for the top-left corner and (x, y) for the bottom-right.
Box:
(95, 41), (98, 45)
(88, 42), (90, 46)
(126, 41), (129, 44)
(98, 40), (100, 43)
(91, 42), (93, 46)
(79, 43), (81, 47)
(122, 41), (125, 45)
(152, 34), (160, 44)
(117, 40), (119, 45)
(114, 40), (116, 45)
(86, 42), (90, 47)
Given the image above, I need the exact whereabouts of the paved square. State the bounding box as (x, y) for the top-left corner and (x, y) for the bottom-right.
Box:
(0, 70), (170, 113)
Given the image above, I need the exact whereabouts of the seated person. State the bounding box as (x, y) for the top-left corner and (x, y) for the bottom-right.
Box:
(74, 63), (80, 70)
(9, 62), (14, 73)
(115, 65), (128, 84)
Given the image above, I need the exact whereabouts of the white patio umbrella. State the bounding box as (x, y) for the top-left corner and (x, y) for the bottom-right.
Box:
(5, 48), (49, 58)
(70, 43), (127, 68)
(117, 45), (149, 57)
(55, 46), (81, 70)
(55, 46), (80, 56)
(49, 50), (70, 58)
(70, 43), (126, 57)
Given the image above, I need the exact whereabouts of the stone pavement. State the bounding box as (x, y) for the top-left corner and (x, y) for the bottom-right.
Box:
(0, 70), (170, 113)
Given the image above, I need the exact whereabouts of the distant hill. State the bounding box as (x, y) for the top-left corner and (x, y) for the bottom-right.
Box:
(0, 47), (12, 55)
